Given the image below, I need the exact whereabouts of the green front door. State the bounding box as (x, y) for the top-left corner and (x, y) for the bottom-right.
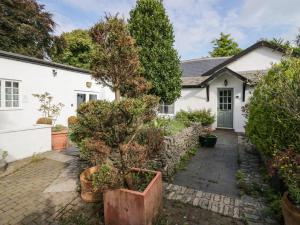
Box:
(217, 88), (233, 128)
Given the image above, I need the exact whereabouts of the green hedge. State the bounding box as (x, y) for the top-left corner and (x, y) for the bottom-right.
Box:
(175, 109), (215, 126)
(246, 58), (300, 156)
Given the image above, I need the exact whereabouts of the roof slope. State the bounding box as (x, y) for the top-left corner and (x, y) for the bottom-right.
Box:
(180, 57), (230, 77)
(0, 50), (90, 74)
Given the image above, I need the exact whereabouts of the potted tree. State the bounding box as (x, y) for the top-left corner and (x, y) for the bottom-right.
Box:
(269, 150), (300, 225)
(33, 92), (67, 151)
(199, 127), (217, 147)
(70, 16), (162, 225)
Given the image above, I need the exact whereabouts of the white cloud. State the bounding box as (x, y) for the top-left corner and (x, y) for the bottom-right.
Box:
(41, 0), (300, 58)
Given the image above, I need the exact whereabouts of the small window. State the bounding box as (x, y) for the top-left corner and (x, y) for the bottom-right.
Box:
(159, 102), (174, 114)
(1, 80), (20, 109)
(89, 94), (97, 101)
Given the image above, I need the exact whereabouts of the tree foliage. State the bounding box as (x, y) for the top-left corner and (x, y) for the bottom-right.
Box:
(0, 0), (54, 58)
(50, 29), (94, 69)
(90, 15), (148, 101)
(128, 0), (182, 104)
(209, 32), (242, 57)
(70, 95), (159, 190)
(246, 58), (300, 156)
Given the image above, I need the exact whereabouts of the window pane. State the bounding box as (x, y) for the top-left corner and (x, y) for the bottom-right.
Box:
(5, 95), (12, 100)
(228, 104), (231, 110)
(224, 90), (227, 96)
(13, 82), (19, 88)
(13, 88), (19, 94)
(13, 95), (19, 100)
(224, 104), (227, 110)
(6, 101), (12, 107)
(220, 104), (223, 110)
(5, 88), (12, 94)
(220, 97), (223, 103)
(13, 101), (19, 107)
(228, 97), (231, 103)
(89, 94), (97, 101)
(220, 90), (223, 97)
(224, 97), (227, 103)
(5, 81), (11, 87)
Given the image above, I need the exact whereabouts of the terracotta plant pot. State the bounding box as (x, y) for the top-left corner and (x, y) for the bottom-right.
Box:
(282, 192), (300, 225)
(80, 166), (102, 203)
(52, 130), (68, 151)
(104, 168), (163, 225)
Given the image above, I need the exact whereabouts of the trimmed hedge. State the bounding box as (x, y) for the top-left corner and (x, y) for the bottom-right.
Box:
(175, 109), (215, 126)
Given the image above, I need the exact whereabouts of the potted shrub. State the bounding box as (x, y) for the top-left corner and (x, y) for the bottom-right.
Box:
(33, 92), (67, 151)
(269, 150), (300, 225)
(71, 96), (162, 225)
(0, 150), (8, 172)
(199, 127), (217, 147)
(52, 125), (68, 151)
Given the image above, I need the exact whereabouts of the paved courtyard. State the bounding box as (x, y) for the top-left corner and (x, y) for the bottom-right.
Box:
(173, 129), (240, 198)
(0, 151), (98, 225)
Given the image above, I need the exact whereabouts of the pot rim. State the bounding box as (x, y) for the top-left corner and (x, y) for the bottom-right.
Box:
(107, 168), (161, 197)
(283, 191), (300, 213)
(52, 130), (68, 135)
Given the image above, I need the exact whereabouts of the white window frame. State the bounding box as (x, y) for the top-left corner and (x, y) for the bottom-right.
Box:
(0, 78), (22, 111)
(158, 102), (175, 115)
(75, 91), (100, 109)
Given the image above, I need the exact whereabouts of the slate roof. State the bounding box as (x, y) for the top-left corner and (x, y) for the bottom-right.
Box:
(180, 57), (230, 77)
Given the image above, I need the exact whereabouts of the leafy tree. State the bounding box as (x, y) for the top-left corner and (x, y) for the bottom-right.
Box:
(128, 0), (182, 104)
(0, 0), (54, 58)
(90, 15), (148, 102)
(264, 38), (300, 56)
(50, 29), (94, 69)
(209, 32), (242, 57)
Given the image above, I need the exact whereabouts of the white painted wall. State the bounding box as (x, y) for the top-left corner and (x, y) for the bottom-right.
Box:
(0, 125), (51, 162)
(228, 46), (283, 72)
(175, 72), (250, 132)
(0, 56), (114, 130)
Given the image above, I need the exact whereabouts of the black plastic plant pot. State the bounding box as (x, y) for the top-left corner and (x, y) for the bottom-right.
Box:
(199, 135), (217, 148)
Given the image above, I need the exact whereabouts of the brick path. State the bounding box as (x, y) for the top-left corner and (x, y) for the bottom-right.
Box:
(0, 152), (95, 225)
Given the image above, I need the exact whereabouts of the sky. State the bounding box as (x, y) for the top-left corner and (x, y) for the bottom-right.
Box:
(38, 0), (300, 60)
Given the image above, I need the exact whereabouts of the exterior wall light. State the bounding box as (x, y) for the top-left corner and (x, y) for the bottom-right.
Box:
(52, 69), (57, 77)
(224, 79), (228, 86)
(86, 82), (92, 88)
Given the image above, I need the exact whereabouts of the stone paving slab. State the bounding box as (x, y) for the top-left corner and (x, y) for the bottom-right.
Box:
(173, 130), (240, 198)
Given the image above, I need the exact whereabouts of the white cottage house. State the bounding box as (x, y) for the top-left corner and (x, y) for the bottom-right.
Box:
(161, 41), (285, 133)
(0, 40), (286, 161)
(0, 51), (114, 162)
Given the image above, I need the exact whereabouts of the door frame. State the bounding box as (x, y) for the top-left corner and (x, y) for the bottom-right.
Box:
(217, 88), (234, 129)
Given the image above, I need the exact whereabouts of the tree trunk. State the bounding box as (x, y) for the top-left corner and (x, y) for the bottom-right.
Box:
(115, 88), (121, 102)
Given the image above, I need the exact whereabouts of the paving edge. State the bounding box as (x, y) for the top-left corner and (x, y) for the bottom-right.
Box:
(164, 183), (242, 219)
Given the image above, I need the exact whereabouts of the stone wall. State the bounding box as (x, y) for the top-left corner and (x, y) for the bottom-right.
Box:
(151, 123), (202, 179)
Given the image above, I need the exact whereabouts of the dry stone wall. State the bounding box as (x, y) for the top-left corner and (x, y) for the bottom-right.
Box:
(151, 123), (202, 179)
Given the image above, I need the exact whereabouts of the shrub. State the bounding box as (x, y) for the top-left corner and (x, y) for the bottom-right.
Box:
(70, 95), (159, 190)
(68, 116), (78, 127)
(36, 117), (52, 125)
(246, 58), (300, 156)
(269, 149), (300, 207)
(175, 109), (215, 126)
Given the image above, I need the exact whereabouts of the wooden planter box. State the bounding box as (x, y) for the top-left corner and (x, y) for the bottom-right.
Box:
(282, 192), (300, 225)
(52, 130), (68, 151)
(104, 169), (163, 225)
